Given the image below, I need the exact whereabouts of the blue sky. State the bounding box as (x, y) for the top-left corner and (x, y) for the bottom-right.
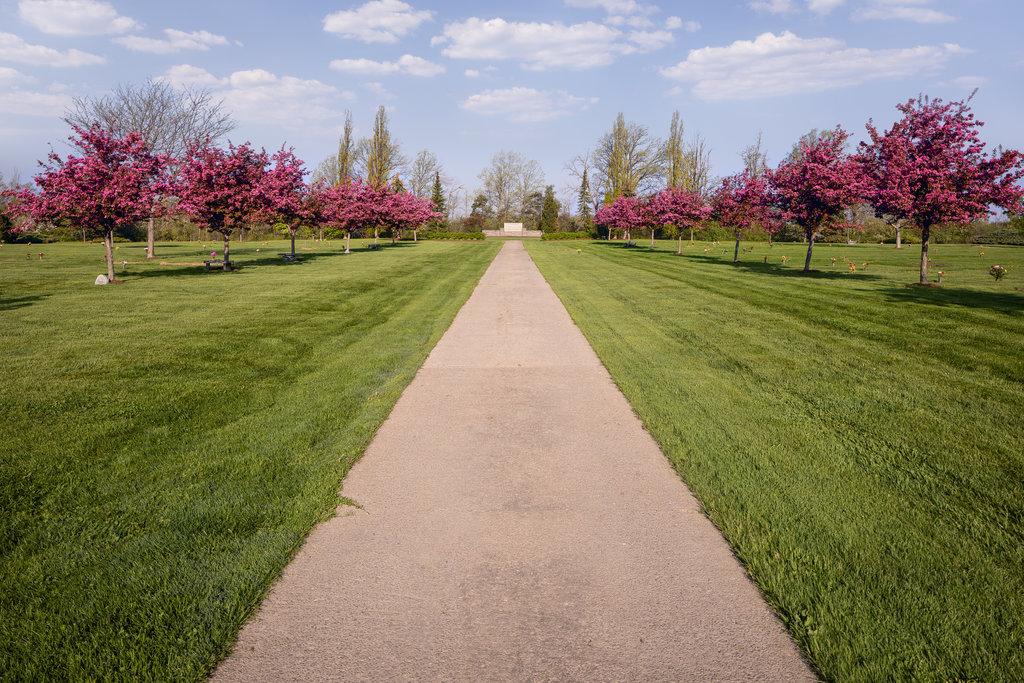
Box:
(1, 0), (1022, 211)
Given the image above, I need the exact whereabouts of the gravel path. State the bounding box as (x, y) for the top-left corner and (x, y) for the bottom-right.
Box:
(215, 240), (813, 682)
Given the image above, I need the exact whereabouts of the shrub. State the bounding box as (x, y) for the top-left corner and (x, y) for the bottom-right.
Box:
(541, 231), (592, 241)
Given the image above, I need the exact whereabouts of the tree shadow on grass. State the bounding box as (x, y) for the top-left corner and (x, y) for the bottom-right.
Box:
(124, 242), (420, 280)
(0, 294), (48, 311)
(882, 284), (1024, 314)
(127, 250), (338, 279)
(611, 246), (886, 282)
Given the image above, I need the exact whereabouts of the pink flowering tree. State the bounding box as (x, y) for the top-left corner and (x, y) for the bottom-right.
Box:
(712, 172), (779, 263)
(318, 180), (390, 249)
(596, 195), (644, 241)
(857, 96), (1024, 284)
(256, 147), (308, 258)
(647, 187), (711, 253)
(316, 181), (357, 253)
(382, 191), (436, 243)
(20, 125), (166, 282)
(304, 180), (331, 244)
(350, 181), (392, 246)
(175, 142), (269, 271)
(772, 127), (868, 273)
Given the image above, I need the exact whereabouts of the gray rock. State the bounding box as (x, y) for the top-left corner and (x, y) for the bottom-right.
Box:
(94, 274), (109, 286)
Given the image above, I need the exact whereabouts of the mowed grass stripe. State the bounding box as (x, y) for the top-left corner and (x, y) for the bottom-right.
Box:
(0, 239), (501, 679)
(525, 239), (1024, 681)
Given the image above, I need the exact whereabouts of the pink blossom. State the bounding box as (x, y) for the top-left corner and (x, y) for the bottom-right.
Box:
(856, 95), (1024, 283)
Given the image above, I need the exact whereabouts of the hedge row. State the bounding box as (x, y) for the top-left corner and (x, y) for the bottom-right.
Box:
(421, 230), (485, 240)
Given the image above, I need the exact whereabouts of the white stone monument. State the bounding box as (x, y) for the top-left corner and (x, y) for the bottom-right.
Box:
(502, 222), (524, 234)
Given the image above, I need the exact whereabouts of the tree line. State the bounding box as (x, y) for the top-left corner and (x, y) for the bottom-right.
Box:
(2, 104), (438, 282)
(589, 95), (1023, 285)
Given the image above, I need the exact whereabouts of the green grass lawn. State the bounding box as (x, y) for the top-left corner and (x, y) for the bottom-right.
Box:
(0, 237), (500, 679)
(525, 238), (1024, 681)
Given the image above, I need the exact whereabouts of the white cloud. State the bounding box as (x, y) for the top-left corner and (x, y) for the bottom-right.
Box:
(364, 81), (394, 99)
(161, 64), (227, 88)
(627, 30), (675, 52)
(567, 0), (665, 29)
(660, 31), (966, 101)
(564, 0), (650, 13)
(0, 88), (72, 116)
(461, 86), (598, 123)
(808, 0), (846, 12)
(323, 0), (432, 43)
(434, 18), (652, 70)
(328, 54), (444, 77)
(949, 75), (988, 90)
(0, 32), (105, 67)
(855, 0), (954, 23)
(464, 68), (481, 78)
(18, 0), (139, 36)
(0, 66), (32, 85)
(114, 29), (231, 54)
(749, 0), (796, 13)
(160, 65), (354, 127)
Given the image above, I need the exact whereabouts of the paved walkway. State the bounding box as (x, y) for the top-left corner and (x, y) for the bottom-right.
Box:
(215, 241), (813, 682)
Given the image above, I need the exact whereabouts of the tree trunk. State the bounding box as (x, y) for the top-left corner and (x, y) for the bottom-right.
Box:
(81, 227), (87, 243)
(733, 235), (740, 263)
(895, 224), (903, 249)
(413, 229), (418, 242)
(650, 229), (655, 248)
(374, 228), (379, 246)
(223, 232), (231, 271)
(146, 216), (156, 259)
(919, 223), (931, 285)
(345, 231), (351, 254)
(689, 226), (694, 242)
(677, 235), (682, 255)
(290, 229), (296, 257)
(803, 230), (815, 273)
(103, 230), (116, 282)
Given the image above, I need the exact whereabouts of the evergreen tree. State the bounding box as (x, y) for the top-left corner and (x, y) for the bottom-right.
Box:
(467, 192), (491, 229)
(391, 175), (405, 193)
(521, 190), (544, 230)
(540, 185), (560, 232)
(430, 170), (446, 216)
(577, 168), (594, 233)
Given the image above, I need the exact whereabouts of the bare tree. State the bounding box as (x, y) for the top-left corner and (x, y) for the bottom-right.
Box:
(788, 128), (841, 162)
(311, 156), (340, 186)
(592, 113), (663, 201)
(446, 184), (469, 220)
(409, 150), (440, 198)
(65, 80), (235, 258)
(478, 150), (544, 223)
(741, 131), (769, 177)
(684, 133), (713, 196)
